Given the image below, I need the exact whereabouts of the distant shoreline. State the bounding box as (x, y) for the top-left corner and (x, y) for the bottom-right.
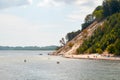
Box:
(0, 49), (56, 51)
(0, 46), (58, 51)
(62, 54), (120, 61)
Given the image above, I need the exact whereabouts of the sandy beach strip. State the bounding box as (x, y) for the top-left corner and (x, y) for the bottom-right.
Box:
(63, 54), (120, 61)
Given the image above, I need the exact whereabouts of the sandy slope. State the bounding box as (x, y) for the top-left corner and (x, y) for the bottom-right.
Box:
(53, 21), (104, 55)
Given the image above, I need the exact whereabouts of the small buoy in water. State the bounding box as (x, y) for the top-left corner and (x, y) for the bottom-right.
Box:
(57, 61), (60, 64)
(39, 54), (43, 55)
(24, 59), (26, 62)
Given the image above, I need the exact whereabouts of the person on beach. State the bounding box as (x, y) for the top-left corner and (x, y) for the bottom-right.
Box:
(87, 56), (89, 58)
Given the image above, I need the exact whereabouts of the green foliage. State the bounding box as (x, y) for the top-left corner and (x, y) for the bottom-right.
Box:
(66, 30), (81, 42)
(106, 44), (115, 53)
(77, 13), (120, 55)
(77, 43), (88, 54)
(81, 0), (120, 31)
(103, 0), (120, 17)
(68, 42), (74, 48)
(81, 14), (95, 30)
(82, 21), (94, 30)
(93, 6), (104, 20)
(96, 48), (103, 54)
(61, 0), (120, 55)
(114, 39), (120, 55)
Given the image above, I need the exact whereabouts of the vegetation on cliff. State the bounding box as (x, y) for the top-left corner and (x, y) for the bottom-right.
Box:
(57, 0), (120, 56)
(66, 30), (81, 42)
(77, 0), (120, 55)
(77, 13), (120, 55)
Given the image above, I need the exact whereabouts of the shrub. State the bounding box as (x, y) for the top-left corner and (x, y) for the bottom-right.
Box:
(68, 42), (74, 48)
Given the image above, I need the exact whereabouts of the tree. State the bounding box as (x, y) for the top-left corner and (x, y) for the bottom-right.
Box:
(66, 30), (81, 42)
(96, 48), (103, 54)
(60, 38), (66, 46)
(81, 14), (95, 30)
(103, 0), (120, 17)
(106, 44), (115, 53)
(85, 14), (94, 23)
(93, 6), (104, 20)
(103, 0), (111, 17)
(114, 39), (120, 55)
(110, 0), (120, 14)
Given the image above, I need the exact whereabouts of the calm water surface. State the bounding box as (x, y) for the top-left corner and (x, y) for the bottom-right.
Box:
(0, 50), (120, 80)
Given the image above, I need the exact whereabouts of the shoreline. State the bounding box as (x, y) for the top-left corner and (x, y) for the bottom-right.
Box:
(61, 54), (120, 61)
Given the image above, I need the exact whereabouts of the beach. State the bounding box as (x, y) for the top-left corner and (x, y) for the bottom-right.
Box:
(63, 54), (120, 61)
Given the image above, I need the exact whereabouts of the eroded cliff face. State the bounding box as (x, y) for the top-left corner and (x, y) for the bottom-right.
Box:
(53, 21), (104, 55)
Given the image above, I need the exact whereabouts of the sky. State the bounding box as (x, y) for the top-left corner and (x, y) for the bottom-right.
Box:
(0, 0), (103, 46)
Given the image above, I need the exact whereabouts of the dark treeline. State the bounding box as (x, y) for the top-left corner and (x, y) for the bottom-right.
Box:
(66, 30), (81, 42)
(103, 0), (120, 17)
(0, 46), (58, 50)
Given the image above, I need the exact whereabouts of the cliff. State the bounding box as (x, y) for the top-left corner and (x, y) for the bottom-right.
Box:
(53, 20), (104, 55)
(53, 0), (120, 56)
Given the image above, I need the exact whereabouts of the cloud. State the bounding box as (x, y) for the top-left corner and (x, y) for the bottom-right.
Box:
(0, 0), (32, 9)
(37, 0), (103, 23)
(37, 0), (77, 7)
(66, 0), (103, 22)
(37, 0), (103, 8)
(28, 0), (33, 4)
(67, 13), (83, 22)
(0, 14), (40, 46)
(37, 0), (64, 7)
(66, 9), (89, 22)
(0, 13), (64, 46)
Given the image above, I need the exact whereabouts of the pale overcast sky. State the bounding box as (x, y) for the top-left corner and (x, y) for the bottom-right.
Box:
(0, 0), (103, 46)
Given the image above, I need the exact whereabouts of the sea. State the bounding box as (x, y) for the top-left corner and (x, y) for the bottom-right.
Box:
(0, 50), (120, 80)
